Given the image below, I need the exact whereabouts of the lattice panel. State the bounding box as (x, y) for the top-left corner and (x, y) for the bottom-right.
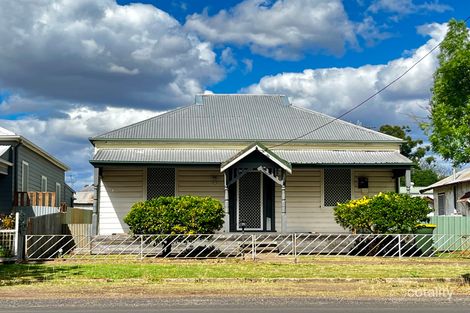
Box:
(238, 172), (262, 229)
(324, 168), (351, 207)
(147, 168), (175, 199)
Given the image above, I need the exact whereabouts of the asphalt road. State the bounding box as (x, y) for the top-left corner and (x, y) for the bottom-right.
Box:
(1, 297), (469, 313)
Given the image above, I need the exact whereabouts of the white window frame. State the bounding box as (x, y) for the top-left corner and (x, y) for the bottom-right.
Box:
(41, 175), (48, 192)
(437, 193), (446, 216)
(322, 168), (352, 208)
(55, 182), (61, 207)
(21, 161), (29, 192)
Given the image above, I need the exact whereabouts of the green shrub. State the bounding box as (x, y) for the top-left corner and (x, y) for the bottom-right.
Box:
(334, 192), (432, 234)
(124, 195), (224, 235)
(0, 245), (11, 258)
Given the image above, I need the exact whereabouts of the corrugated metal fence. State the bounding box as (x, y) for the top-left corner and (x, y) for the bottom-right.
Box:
(430, 216), (470, 251)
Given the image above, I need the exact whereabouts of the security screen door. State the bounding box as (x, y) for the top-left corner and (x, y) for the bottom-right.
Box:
(237, 172), (263, 231)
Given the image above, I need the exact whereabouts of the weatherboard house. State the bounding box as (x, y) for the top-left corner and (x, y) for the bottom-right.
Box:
(89, 94), (412, 235)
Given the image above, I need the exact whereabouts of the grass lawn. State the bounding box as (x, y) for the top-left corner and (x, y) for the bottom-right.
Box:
(1, 257), (469, 299)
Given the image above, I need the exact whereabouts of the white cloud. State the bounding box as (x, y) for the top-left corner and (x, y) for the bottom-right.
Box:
(0, 0), (223, 110)
(242, 59), (254, 73)
(0, 104), (159, 188)
(220, 47), (238, 71)
(185, 0), (358, 60)
(243, 23), (447, 127)
(368, 0), (452, 17)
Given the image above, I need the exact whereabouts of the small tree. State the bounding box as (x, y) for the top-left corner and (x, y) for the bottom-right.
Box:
(423, 19), (470, 166)
(334, 192), (431, 234)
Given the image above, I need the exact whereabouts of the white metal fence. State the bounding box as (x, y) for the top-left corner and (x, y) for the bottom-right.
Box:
(24, 233), (470, 261)
(0, 212), (20, 259)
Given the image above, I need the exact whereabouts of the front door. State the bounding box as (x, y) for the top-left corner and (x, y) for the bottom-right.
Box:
(237, 172), (263, 231)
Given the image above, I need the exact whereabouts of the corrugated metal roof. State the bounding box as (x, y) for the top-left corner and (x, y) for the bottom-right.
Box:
(420, 168), (470, 193)
(92, 94), (401, 143)
(0, 145), (10, 156)
(0, 127), (16, 136)
(91, 148), (412, 166)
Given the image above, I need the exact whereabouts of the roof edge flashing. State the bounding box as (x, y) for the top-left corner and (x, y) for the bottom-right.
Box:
(195, 94), (204, 105)
(281, 95), (291, 106)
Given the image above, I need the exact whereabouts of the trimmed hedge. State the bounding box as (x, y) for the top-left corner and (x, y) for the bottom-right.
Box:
(124, 195), (224, 235)
(334, 192), (431, 234)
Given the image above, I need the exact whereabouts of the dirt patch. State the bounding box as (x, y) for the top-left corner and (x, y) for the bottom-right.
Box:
(1, 280), (469, 300)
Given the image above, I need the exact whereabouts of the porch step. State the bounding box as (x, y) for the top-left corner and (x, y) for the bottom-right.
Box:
(239, 242), (279, 253)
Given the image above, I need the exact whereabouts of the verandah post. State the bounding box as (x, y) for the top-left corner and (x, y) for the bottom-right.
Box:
(14, 211), (19, 258)
(223, 172), (230, 233)
(281, 181), (287, 232)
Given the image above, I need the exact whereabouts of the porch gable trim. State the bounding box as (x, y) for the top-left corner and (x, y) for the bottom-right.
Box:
(220, 142), (292, 174)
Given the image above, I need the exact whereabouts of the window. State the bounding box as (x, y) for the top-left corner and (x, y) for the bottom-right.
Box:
(438, 193), (445, 215)
(41, 176), (48, 192)
(21, 161), (29, 192)
(55, 183), (61, 207)
(147, 168), (175, 199)
(323, 168), (351, 207)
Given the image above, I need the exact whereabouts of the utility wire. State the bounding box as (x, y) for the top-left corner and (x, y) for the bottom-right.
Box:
(269, 15), (470, 149)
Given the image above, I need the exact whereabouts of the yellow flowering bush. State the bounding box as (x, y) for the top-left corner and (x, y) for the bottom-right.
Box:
(334, 192), (431, 234)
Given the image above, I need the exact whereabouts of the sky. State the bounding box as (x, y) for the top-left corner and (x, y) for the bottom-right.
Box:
(0, 0), (468, 190)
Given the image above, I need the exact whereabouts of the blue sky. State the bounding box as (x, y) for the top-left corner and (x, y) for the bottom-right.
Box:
(0, 0), (468, 189)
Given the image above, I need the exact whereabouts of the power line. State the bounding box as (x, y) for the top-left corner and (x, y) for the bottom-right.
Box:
(269, 16), (470, 149)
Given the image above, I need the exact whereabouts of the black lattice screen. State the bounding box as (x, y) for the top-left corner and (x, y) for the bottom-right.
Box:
(324, 168), (351, 207)
(238, 172), (262, 230)
(147, 167), (175, 199)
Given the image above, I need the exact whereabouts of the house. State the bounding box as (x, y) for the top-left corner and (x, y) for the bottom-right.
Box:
(399, 185), (434, 209)
(0, 127), (71, 213)
(73, 185), (94, 210)
(420, 168), (470, 216)
(89, 94), (412, 235)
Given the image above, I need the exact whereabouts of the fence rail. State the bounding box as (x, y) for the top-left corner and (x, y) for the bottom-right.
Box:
(24, 233), (470, 261)
(0, 212), (20, 259)
(14, 192), (57, 207)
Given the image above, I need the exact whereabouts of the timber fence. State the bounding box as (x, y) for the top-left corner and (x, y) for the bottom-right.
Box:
(24, 232), (470, 261)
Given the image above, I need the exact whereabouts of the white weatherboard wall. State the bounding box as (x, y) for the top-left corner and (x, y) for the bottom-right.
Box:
(352, 169), (395, 198)
(98, 166), (397, 234)
(176, 168), (224, 202)
(275, 168), (396, 233)
(433, 181), (470, 216)
(99, 167), (145, 235)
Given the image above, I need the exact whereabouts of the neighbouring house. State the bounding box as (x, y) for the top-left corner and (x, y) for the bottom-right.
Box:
(73, 185), (94, 210)
(420, 168), (470, 216)
(0, 126), (71, 213)
(89, 94), (412, 235)
(399, 185), (434, 210)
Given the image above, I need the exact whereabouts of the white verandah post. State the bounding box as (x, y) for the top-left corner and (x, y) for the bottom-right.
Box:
(405, 169), (411, 194)
(224, 171), (230, 232)
(281, 170), (287, 233)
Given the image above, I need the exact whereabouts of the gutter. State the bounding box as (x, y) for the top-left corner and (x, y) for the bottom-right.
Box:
(2, 135), (69, 171)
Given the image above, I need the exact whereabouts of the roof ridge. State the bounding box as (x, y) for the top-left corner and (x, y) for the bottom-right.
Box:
(289, 105), (403, 142)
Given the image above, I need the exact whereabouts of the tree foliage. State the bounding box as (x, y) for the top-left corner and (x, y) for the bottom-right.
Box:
(379, 124), (440, 186)
(379, 125), (428, 162)
(124, 196), (224, 235)
(334, 193), (431, 234)
(424, 19), (470, 166)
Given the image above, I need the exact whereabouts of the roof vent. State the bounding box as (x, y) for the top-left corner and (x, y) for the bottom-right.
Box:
(194, 94), (204, 105)
(281, 95), (291, 106)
